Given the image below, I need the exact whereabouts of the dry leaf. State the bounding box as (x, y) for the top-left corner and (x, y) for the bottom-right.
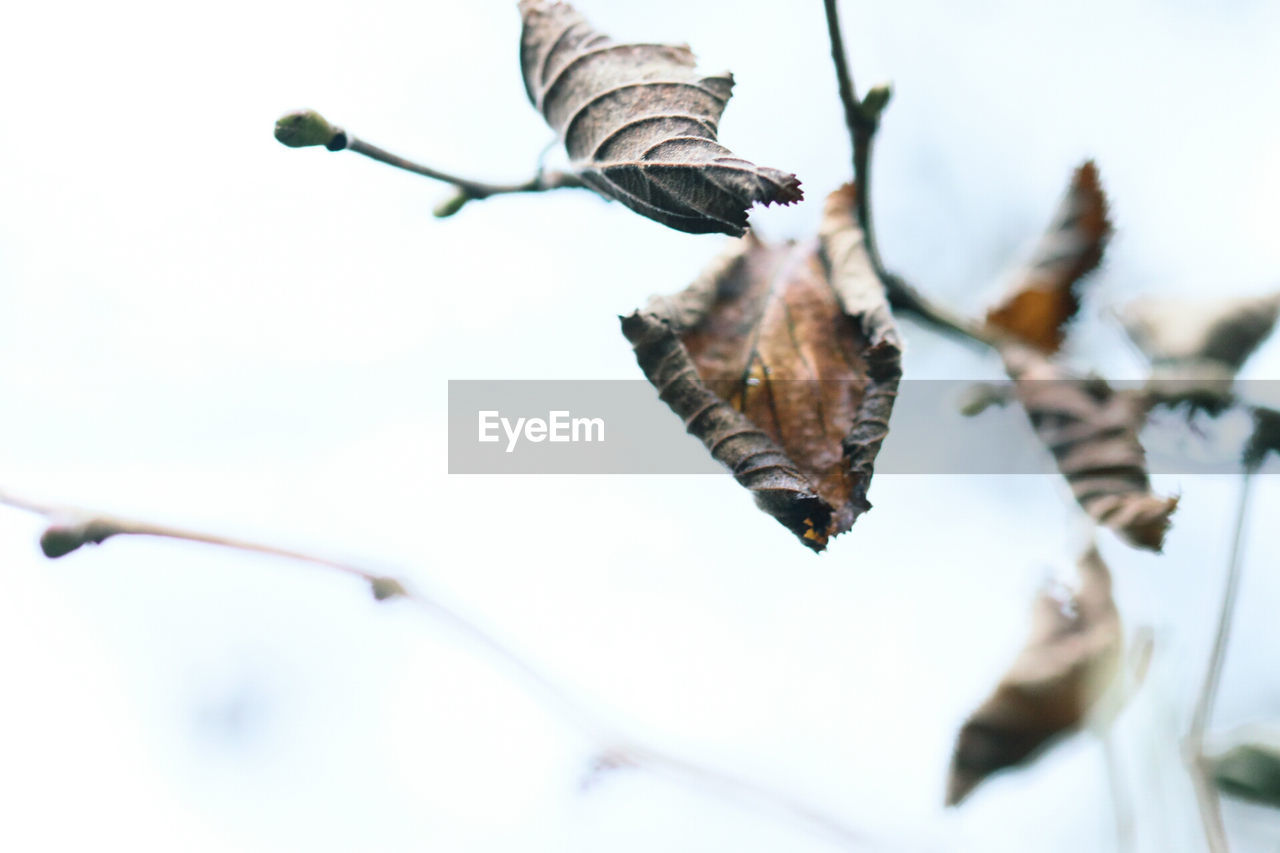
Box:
(1119, 290), (1280, 412)
(1002, 344), (1177, 551)
(946, 546), (1123, 806)
(985, 161), (1111, 353)
(1208, 724), (1280, 809)
(519, 0), (802, 236)
(1120, 291), (1280, 372)
(621, 184), (900, 551)
(1123, 289), (1280, 416)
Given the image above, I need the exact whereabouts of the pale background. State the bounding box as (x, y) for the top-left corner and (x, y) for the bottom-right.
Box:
(1, 0), (1279, 850)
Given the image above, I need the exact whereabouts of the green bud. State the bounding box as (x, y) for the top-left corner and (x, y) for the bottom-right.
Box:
(39, 524), (87, 559)
(861, 84), (893, 117)
(370, 576), (407, 601)
(433, 189), (470, 218)
(39, 518), (115, 558)
(274, 109), (344, 150)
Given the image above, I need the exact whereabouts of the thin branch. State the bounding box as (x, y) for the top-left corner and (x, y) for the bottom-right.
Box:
(1102, 731), (1135, 853)
(1190, 469), (1254, 741)
(1183, 466), (1255, 853)
(274, 109), (585, 217)
(820, 1), (995, 349)
(616, 743), (894, 851)
(1185, 750), (1229, 853)
(822, 0), (872, 149)
(878, 268), (999, 348)
(345, 137), (584, 212)
(0, 488), (880, 851)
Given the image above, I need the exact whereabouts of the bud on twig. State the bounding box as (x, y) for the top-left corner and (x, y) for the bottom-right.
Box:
(369, 576), (407, 601)
(274, 109), (346, 151)
(433, 188), (471, 218)
(861, 84), (892, 120)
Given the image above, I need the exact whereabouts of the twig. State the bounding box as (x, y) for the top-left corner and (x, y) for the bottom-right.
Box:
(821, 0), (996, 349)
(822, 0), (875, 150)
(1189, 467), (1253, 744)
(616, 743), (895, 851)
(274, 109), (585, 217)
(1183, 466), (1255, 853)
(878, 268), (998, 348)
(0, 488), (881, 851)
(1185, 752), (1228, 853)
(1102, 731), (1135, 852)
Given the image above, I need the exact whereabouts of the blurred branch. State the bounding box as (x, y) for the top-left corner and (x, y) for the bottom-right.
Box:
(1102, 731), (1135, 852)
(1183, 466), (1255, 853)
(274, 109), (585, 217)
(821, 0), (995, 349)
(0, 488), (882, 852)
(1185, 748), (1229, 853)
(1190, 468), (1255, 741)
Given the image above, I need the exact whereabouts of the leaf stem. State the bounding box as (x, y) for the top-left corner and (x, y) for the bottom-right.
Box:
(0, 488), (880, 851)
(820, 0), (995, 349)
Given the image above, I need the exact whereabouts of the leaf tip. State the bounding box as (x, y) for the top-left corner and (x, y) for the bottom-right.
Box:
(757, 172), (803, 209)
(1071, 159), (1112, 247)
(1119, 494), (1179, 552)
(984, 160), (1113, 352)
(751, 490), (836, 553)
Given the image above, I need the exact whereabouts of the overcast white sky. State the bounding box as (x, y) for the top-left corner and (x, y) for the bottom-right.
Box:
(1, 0), (1279, 851)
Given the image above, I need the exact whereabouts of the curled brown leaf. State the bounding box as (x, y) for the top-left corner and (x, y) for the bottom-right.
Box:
(985, 161), (1111, 353)
(1002, 344), (1177, 551)
(520, 0), (802, 236)
(946, 546), (1123, 806)
(622, 185), (900, 551)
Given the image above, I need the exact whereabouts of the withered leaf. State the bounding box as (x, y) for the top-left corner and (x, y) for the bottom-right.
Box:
(985, 161), (1111, 353)
(519, 0), (802, 236)
(1208, 724), (1280, 809)
(621, 185), (901, 551)
(1120, 290), (1280, 372)
(1119, 290), (1280, 412)
(1001, 344), (1178, 551)
(946, 546), (1123, 806)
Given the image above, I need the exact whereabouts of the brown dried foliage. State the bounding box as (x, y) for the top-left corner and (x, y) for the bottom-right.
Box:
(622, 185), (900, 551)
(985, 161), (1111, 353)
(1002, 345), (1178, 551)
(947, 547), (1123, 805)
(1120, 290), (1280, 374)
(520, 0), (802, 236)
